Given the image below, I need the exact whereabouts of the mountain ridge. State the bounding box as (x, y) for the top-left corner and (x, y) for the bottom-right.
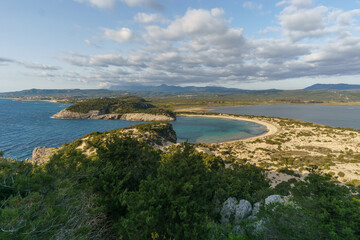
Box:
(304, 83), (360, 90)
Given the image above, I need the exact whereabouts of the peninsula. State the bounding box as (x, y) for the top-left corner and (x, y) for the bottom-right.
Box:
(52, 96), (176, 121)
(1, 112), (359, 239)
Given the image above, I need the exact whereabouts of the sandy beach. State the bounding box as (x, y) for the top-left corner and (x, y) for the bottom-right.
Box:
(177, 112), (360, 187)
(178, 113), (279, 142)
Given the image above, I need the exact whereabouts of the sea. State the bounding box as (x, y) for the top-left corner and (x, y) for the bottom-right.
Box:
(0, 99), (266, 160)
(210, 104), (360, 129)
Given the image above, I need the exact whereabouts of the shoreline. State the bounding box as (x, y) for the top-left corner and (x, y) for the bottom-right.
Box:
(0, 97), (60, 103)
(178, 113), (279, 143)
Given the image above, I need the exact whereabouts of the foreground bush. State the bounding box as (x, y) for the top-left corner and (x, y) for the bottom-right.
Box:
(0, 140), (359, 239)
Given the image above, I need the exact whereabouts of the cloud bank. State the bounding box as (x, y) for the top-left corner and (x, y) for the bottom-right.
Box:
(63, 1), (360, 87)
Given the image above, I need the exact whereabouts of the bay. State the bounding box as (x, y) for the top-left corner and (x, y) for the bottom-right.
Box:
(0, 99), (266, 160)
(211, 104), (360, 129)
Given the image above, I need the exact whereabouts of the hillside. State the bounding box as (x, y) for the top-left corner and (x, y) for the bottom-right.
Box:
(304, 83), (360, 90)
(30, 122), (177, 165)
(109, 83), (280, 93)
(52, 96), (176, 121)
(2, 87), (360, 106)
(0, 120), (359, 239)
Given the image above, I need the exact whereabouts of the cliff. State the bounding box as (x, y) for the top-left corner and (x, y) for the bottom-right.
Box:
(120, 113), (175, 121)
(52, 109), (123, 119)
(52, 109), (175, 121)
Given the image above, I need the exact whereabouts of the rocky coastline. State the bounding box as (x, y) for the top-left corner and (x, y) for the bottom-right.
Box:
(52, 109), (176, 121)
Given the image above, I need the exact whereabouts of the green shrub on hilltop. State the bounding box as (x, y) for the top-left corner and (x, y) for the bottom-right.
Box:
(66, 96), (154, 113)
(91, 137), (161, 222)
(65, 96), (176, 117)
(119, 144), (215, 239)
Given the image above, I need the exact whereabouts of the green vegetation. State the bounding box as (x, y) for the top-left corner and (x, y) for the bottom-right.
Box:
(0, 140), (270, 239)
(256, 173), (360, 240)
(66, 96), (152, 113)
(51, 122), (177, 157)
(0, 134), (359, 239)
(3, 88), (360, 108)
(65, 96), (175, 117)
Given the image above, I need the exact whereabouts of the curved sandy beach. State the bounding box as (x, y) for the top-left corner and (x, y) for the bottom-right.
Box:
(178, 113), (279, 143)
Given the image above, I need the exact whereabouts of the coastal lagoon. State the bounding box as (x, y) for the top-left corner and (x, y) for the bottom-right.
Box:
(0, 99), (266, 160)
(211, 104), (360, 129)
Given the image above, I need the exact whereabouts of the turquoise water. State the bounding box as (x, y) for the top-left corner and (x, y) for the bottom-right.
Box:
(0, 99), (266, 160)
(211, 104), (360, 129)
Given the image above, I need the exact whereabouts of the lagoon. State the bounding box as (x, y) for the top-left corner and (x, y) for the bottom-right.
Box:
(211, 104), (360, 129)
(0, 99), (266, 160)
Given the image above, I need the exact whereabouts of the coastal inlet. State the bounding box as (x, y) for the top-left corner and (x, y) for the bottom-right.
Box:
(0, 99), (267, 160)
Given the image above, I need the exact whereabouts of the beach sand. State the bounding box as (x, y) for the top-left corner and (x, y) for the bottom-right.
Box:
(177, 112), (360, 187)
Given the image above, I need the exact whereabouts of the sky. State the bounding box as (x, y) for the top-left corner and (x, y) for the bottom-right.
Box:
(1, 0), (360, 91)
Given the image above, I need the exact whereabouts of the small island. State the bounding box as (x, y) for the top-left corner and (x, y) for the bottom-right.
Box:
(52, 96), (176, 121)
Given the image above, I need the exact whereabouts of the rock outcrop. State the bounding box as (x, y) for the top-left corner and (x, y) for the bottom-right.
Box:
(30, 147), (57, 165)
(234, 200), (252, 222)
(93, 114), (122, 120)
(120, 113), (175, 121)
(51, 109), (102, 119)
(265, 195), (285, 205)
(220, 197), (252, 224)
(52, 110), (175, 121)
(220, 197), (238, 223)
(217, 194), (296, 237)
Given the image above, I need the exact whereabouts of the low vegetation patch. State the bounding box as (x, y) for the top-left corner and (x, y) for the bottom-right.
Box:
(66, 96), (175, 117)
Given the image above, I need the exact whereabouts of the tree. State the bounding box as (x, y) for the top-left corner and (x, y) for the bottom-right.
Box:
(119, 143), (215, 240)
(91, 137), (161, 222)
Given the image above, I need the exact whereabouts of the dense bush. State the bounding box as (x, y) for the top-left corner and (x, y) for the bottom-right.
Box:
(250, 174), (360, 240)
(0, 138), (359, 239)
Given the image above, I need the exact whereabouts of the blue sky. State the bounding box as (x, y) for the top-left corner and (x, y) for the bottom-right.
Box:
(1, 0), (360, 91)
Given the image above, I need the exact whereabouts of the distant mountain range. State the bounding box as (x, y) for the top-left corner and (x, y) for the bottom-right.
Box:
(0, 89), (114, 98)
(111, 83), (360, 92)
(109, 84), (280, 93)
(1, 83), (360, 98)
(304, 83), (360, 90)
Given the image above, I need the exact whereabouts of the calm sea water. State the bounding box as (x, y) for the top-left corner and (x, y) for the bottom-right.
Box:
(211, 104), (360, 129)
(0, 99), (266, 160)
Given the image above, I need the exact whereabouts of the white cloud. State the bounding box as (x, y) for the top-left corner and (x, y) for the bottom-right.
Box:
(243, 1), (263, 10)
(277, 2), (343, 41)
(103, 27), (136, 43)
(255, 39), (310, 63)
(280, 7), (327, 32)
(0, 57), (60, 70)
(61, 52), (146, 68)
(276, 0), (312, 8)
(335, 9), (360, 26)
(120, 0), (163, 10)
(146, 8), (228, 40)
(74, 0), (115, 9)
(21, 62), (60, 70)
(134, 12), (168, 24)
(35, 71), (56, 78)
(60, 5), (360, 87)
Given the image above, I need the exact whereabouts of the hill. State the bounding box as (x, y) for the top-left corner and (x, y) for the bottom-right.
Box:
(2, 86), (360, 107)
(1, 119), (359, 239)
(304, 83), (360, 90)
(31, 122), (177, 164)
(52, 96), (176, 121)
(109, 83), (280, 93)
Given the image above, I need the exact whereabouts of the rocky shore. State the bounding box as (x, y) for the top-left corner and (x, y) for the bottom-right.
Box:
(52, 109), (176, 121)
